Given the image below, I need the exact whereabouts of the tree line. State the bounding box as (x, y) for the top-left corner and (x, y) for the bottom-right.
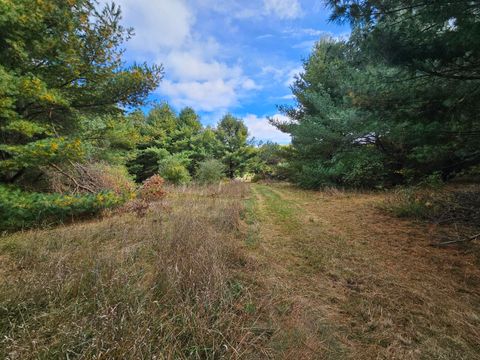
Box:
(3, 0), (477, 229)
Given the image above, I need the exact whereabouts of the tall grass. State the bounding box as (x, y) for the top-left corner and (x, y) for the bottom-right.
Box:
(0, 182), (260, 359)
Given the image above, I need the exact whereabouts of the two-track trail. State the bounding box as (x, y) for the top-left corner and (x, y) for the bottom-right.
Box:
(245, 183), (480, 359)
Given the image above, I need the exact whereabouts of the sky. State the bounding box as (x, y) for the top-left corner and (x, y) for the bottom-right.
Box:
(110, 0), (350, 143)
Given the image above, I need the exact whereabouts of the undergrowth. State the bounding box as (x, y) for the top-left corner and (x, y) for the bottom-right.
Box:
(382, 185), (480, 226)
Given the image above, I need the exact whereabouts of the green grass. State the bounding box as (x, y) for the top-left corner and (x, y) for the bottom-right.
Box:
(254, 184), (300, 232)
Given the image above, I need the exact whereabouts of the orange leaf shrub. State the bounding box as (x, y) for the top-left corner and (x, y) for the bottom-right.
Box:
(138, 175), (166, 202)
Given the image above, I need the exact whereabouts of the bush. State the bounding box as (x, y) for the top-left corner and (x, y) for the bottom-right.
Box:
(0, 186), (124, 231)
(382, 188), (442, 219)
(138, 175), (166, 202)
(382, 185), (480, 226)
(158, 156), (191, 185)
(196, 159), (225, 184)
(90, 163), (137, 196)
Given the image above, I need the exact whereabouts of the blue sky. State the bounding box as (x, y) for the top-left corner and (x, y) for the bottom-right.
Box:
(113, 0), (350, 143)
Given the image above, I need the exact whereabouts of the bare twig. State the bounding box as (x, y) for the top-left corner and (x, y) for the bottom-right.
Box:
(48, 163), (95, 194)
(432, 233), (480, 247)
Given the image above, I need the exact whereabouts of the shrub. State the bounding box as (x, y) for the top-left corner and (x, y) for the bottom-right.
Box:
(0, 186), (124, 231)
(382, 188), (442, 219)
(196, 159), (225, 184)
(90, 163), (136, 196)
(138, 175), (166, 202)
(158, 156), (191, 185)
(382, 185), (480, 226)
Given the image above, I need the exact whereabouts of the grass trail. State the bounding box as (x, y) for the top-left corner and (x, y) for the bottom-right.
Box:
(1, 182), (479, 359)
(249, 183), (480, 359)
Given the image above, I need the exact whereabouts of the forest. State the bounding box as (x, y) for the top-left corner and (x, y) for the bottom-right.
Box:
(1, 0), (479, 358)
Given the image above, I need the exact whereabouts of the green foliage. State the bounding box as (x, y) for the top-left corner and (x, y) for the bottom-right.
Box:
(128, 147), (170, 183)
(326, 1), (480, 81)
(0, 137), (85, 172)
(0, 0), (162, 183)
(0, 186), (124, 231)
(126, 105), (221, 182)
(382, 188), (442, 220)
(158, 155), (191, 185)
(249, 142), (289, 181)
(216, 115), (253, 178)
(196, 159), (226, 184)
(127, 109), (257, 183)
(274, 21), (480, 188)
(78, 115), (143, 164)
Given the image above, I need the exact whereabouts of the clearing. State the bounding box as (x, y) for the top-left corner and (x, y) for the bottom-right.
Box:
(1, 183), (479, 359)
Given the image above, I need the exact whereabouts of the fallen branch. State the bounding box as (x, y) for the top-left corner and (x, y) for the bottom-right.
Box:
(432, 232), (480, 247)
(48, 163), (95, 194)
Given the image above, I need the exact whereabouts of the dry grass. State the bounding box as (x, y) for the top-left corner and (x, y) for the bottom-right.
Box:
(0, 182), (262, 359)
(249, 183), (480, 359)
(2, 181), (479, 359)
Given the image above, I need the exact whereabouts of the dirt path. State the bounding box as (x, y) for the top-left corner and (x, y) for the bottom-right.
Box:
(247, 184), (480, 359)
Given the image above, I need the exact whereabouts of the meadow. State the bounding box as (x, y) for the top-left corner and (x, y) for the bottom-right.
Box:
(1, 182), (479, 359)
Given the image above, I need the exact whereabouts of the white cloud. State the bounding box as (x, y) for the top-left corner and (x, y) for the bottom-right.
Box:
(284, 66), (303, 87)
(160, 75), (259, 112)
(283, 28), (351, 44)
(242, 79), (261, 90)
(104, 0), (312, 116)
(114, 0), (193, 52)
(292, 40), (317, 50)
(256, 34), (274, 40)
(160, 79), (237, 111)
(283, 27), (328, 38)
(158, 48), (259, 112)
(164, 50), (241, 82)
(261, 66), (286, 82)
(243, 114), (291, 143)
(264, 0), (303, 19)
(261, 65), (303, 88)
(109, 0), (260, 114)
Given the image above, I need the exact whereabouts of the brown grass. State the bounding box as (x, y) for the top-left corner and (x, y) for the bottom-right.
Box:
(248, 183), (480, 359)
(0, 182), (262, 359)
(2, 181), (479, 359)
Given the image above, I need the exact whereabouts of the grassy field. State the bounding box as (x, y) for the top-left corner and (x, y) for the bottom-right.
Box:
(0, 183), (263, 359)
(1, 182), (479, 359)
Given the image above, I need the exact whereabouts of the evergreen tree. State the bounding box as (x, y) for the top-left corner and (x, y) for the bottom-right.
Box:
(0, 0), (162, 185)
(216, 115), (252, 178)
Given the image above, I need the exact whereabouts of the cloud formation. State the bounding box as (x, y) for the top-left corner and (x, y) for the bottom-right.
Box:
(112, 0), (259, 114)
(264, 0), (303, 19)
(100, 0), (350, 142)
(115, 0), (193, 52)
(243, 114), (291, 143)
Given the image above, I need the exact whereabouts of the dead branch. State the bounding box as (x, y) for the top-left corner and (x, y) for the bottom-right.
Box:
(48, 163), (95, 194)
(432, 233), (480, 247)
